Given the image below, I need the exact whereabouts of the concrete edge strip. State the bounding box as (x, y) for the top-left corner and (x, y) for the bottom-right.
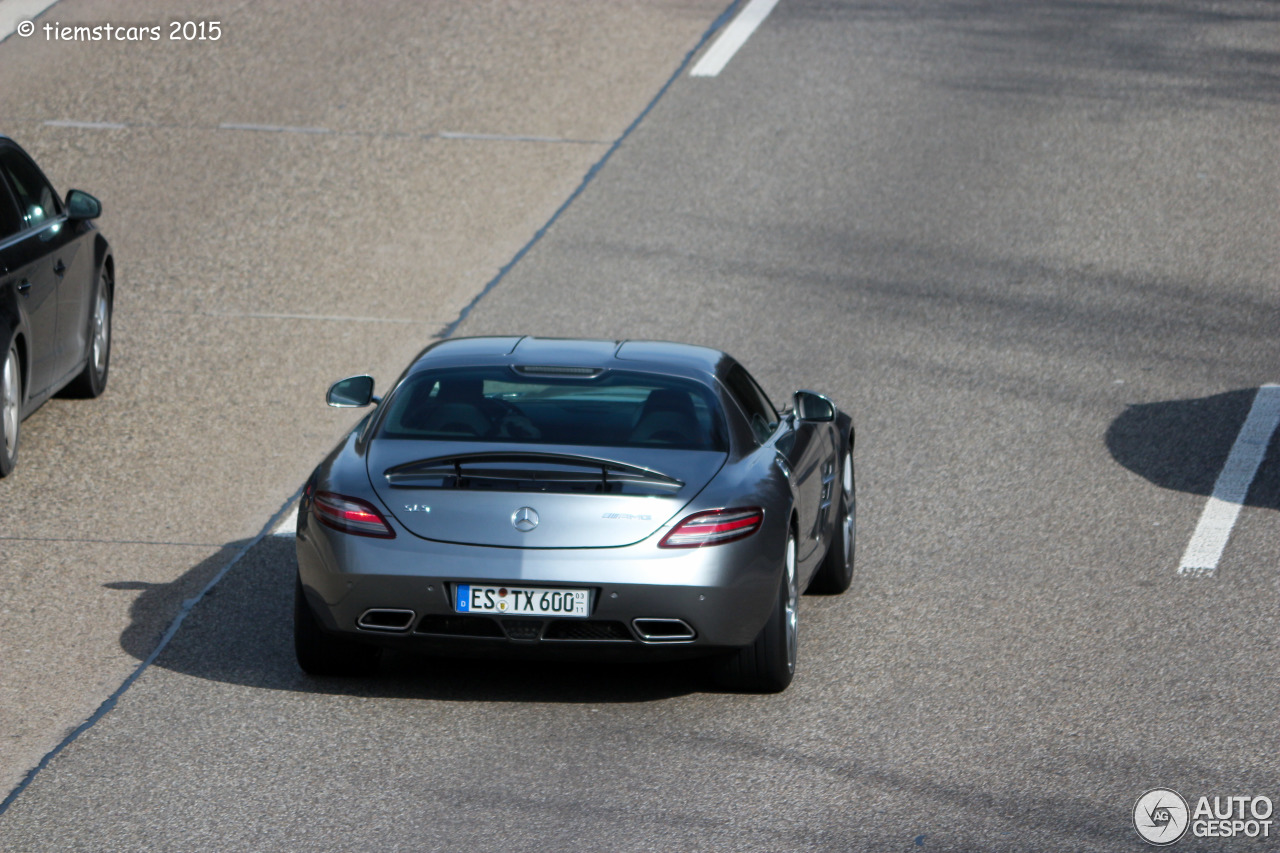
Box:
(0, 0), (742, 814)
(436, 0), (743, 340)
(0, 486), (305, 815)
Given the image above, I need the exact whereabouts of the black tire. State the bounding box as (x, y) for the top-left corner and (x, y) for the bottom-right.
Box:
(808, 448), (855, 595)
(61, 267), (111, 398)
(294, 576), (380, 676)
(713, 532), (798, 693)
(0, 343), (20, 478)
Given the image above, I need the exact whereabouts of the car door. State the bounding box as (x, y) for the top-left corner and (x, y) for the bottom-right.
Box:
(777, 413), (831, 565)
(0, 144), (84, 387)
(725, 363), (825, 565)
(0, 150), (61, 401)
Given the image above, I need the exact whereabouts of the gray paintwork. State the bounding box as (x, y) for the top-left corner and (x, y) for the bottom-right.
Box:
(296, 336), (853, 657)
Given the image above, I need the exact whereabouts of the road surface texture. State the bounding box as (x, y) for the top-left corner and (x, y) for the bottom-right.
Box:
(1, 1), (1277, 850)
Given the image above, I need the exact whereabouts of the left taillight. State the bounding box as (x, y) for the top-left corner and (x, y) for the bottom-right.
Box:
(312, 491), (396, 539)
(658, 507), (763, 548)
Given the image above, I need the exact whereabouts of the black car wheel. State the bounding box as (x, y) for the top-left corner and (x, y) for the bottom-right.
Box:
(714, 531), (798, 693)
(294, 576), (381, 677)
(62, 267), (112, 399)
(0, 343), (20, 477)
(808, 448), (855, 594)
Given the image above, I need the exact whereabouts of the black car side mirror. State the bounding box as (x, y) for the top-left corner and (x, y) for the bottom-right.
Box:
(327, 375), (377, 408)
(793, 389), (835, 422)
(65, 189), (102, 221)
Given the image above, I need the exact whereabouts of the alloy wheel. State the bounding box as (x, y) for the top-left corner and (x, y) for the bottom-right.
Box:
(2, 347), (19, 462)
(91, 282), (110, 376)
(840, 450), (855, 572)
(784, 534), (798, 674)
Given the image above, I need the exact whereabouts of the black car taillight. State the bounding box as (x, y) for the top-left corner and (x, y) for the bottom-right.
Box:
(658, 507), (763, 548)
(313, 491), (396, 539)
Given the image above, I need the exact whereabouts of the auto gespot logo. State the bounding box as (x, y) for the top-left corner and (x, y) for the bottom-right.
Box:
(1134, 788), (1273, 845)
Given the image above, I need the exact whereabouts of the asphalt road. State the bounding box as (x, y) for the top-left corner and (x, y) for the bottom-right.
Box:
(2, 1), (1278, 851)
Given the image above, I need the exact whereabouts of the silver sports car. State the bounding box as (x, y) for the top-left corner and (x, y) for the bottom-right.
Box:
(294, 337), (855, 692)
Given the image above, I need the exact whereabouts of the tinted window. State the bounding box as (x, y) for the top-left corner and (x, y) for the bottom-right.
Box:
(0, 147), (61, 231)
(378, 367), (727, 451)
(725, 364), (778, 444)
(0, 181), (23, 239)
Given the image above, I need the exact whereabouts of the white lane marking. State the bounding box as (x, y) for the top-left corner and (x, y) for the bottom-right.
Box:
(1178, 384), (1280, 577)
(690, 0), (780, 78)
(272, 507), (298, 537)
(196, 310), (423, 325)
(44, 120), (127, 130)
(0, 0), (58, 42)
(438, 131), (605, 145)
(218, 123), (333, 135)
(38, 119), (608, 147)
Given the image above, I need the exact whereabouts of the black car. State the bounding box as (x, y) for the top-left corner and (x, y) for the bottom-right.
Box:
(0, 136), (113, 477)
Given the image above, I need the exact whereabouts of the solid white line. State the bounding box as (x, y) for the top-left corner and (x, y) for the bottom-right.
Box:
(690, 0), (780, 78)
(1178, 384), (1280, 577)
(44, 120), (127, 130)
(0, 0), (58, 42)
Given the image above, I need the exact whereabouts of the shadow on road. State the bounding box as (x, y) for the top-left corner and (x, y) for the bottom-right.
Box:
(1106, 387), (1280, 510)
(788, 0), (1280, 109)
(111, 533), (701, 703)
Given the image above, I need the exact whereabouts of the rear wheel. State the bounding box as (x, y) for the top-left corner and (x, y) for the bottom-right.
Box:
(808, 449), (855, 594)
(294, 576), (380, 676)
(713, 532), (798, 693)
(62, 267), (112, 398)
(0, 344), (20, 477)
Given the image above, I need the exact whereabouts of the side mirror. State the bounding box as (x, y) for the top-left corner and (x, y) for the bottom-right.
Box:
(793, 390), (835, 422)
(65, 189), (102, 221)
(327, 375), (376, 408)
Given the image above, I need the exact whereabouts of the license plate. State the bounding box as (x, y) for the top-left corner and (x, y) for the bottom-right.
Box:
(455, 584), (590, 618)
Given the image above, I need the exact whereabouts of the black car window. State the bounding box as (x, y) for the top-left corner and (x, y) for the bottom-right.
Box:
(0, 147), (62, 231)
(377, 367), (728, 452)
(725, 364), (778, 445)
(0, 180), (23, 240)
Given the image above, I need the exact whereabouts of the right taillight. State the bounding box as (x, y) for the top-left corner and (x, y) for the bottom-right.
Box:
(658, 507), (763, 548)
(312, 491), (396, 539)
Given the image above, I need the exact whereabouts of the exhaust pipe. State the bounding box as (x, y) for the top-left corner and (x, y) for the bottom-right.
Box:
(357, 608), (416, 632)
(632, 618), (696, 642)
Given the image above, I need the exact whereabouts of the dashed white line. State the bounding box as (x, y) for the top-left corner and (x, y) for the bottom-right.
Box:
(196, 310), (424, 325)
(1178, 384), (1280, 577)
(272, 507), (298, 537)
(690, 0), (780, 78)
(437, 131), (604, 145)
(218, 122), (333, 135)
(0, 0), (59, 42)
(39, 120), (607, 146)
(43, 119), (127, 130)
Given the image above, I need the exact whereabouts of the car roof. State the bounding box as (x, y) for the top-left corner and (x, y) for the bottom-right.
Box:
(408, 336), (732, 384)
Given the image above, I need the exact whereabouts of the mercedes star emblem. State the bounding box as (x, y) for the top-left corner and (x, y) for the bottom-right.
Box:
(512, 506), (539, 532)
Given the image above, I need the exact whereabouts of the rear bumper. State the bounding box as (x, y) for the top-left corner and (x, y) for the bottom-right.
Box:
(296, 503), (786, 652)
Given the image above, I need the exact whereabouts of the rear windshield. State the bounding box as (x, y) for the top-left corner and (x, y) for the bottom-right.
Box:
(377, 367), (727, 451)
